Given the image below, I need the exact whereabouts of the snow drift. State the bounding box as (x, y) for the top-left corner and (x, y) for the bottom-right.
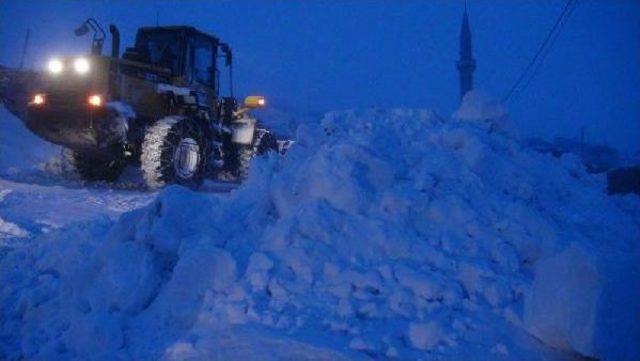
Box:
(1, 108), (639, 360)
(452, 90), (507, 127)
(0, 105), (58, 176)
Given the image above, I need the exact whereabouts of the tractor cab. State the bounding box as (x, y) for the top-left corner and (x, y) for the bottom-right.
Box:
(123, 26), (232, 97)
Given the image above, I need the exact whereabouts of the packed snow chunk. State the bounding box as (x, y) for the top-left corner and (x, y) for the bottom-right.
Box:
(245, 252), (274, 290)
(163, 341), (199, 361)
(65, 311), (124, 359)
(408, 321), (446, 351)
(482, 278), (513, 308)
(524, 245), (640, 360)
(524, 246), (600, 355)
(348, 337), (375, 352)
(88, 239), (163, 313)
(429, 127), (487, 168)
(452, 90), (508, 131)
(154, 246), (239, 327)
(127, 185), (223, 254)
(0, 216), (29, 238)
(0, 105), (59, 175)
(394, 265), (461, 304)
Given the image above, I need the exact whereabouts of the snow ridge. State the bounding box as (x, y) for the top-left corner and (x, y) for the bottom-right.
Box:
(1, 108), (638, 360)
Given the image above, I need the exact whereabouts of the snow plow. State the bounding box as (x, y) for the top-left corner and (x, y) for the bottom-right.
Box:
(2, 19), (284, 187)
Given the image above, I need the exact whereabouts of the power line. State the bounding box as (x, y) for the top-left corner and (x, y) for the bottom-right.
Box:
(502, 0), (578, 103)
(502, 0), (575, 102)
(511, 0), (578, 103)
(513, 0), (578, 102)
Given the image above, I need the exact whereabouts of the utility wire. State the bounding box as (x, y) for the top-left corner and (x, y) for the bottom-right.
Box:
(502, 0), (577, 103)
(511, 0), (578, 103)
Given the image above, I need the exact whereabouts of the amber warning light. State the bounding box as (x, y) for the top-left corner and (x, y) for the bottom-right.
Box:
(87, 94), (103, 107)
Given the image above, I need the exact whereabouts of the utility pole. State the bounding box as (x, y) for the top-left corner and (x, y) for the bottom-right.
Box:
(19, 29), (31, 69)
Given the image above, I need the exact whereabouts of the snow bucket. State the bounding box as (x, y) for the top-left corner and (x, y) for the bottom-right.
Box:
(231, 116), (256, 145)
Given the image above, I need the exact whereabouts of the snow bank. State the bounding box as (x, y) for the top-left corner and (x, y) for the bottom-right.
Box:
(452, 90), (509, 132)
(0, 215), (29, 238)
(0, 106), (58, 175)
(524, 244), (640, 359)
(1, 108), (638, 360)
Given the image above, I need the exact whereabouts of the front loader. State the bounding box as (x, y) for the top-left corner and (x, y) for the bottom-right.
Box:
(5, 19), (284, 188)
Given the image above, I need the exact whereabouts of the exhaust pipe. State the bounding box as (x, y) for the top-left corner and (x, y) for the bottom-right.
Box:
(109, 24), (120, 58)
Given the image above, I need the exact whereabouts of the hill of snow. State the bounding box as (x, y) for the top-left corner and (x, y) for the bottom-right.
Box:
(1, 108), (639, 360)
(0, 106), (58, 176)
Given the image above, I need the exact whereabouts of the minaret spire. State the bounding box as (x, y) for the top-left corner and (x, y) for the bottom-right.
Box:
(457, 1), (476, 101)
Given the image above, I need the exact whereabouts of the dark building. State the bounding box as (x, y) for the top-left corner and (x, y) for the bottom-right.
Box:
(526, 137), (621, 173)
(457, 3), (476, 101)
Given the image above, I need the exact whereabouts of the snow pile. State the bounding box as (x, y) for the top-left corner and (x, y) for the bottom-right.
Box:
(0, 106), (58, 176)
(453, 90), (509, 132)
(0, 189), (29, 239)
(1, 108), (638, 360)
(0, 216), (29, 239)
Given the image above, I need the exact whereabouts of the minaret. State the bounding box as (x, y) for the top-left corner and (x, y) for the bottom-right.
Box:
(457, 2), (476, 101)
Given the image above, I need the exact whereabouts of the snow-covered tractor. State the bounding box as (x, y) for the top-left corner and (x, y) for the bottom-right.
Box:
(23, 19), (282, 187)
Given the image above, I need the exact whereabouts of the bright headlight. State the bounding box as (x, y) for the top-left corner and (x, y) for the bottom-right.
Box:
(48, 59), (63, 74)
(74, 57), (90, 74)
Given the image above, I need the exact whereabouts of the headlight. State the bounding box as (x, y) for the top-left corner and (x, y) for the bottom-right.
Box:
(74, 57), (90, 74)
(48, 59), (63, 74)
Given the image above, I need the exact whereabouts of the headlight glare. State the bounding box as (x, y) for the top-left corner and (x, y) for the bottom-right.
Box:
(87, 94), (102, 107)
(48, 59), (63, 74)
(74, 57), (90, 74)
(31, 93), (46, 105)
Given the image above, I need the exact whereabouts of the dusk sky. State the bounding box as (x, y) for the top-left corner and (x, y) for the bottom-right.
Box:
(1, 0), (638, 153)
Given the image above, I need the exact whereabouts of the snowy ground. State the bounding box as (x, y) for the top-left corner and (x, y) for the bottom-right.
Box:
(1, 100), (639, 360)
(0, 106), (237, 242)
(0, 105), (358, 360)
(0, 177), (152, 240)
(0, 106), (155, 242)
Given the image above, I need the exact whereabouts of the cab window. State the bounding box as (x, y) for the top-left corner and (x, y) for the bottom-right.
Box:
(137, 31), (181, 75)
(191, 37), (214, 87)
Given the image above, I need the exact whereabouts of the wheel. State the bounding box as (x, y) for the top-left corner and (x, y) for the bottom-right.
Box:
(236, 145), (253, 180)
(235, 129), (278, 180)
(255, 129), (279, 156)
(69, 150), (126, 182)
(140, 116), (208, 189)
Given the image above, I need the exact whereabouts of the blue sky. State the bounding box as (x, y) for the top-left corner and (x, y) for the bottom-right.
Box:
(1, 0), (638, 153)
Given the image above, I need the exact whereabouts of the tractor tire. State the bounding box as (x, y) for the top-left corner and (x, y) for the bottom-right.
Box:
(140, 116), (208, 189)
(236, 129), (278, 180)
(236, 145), (253, 181)
(69, 150), (126, 182)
